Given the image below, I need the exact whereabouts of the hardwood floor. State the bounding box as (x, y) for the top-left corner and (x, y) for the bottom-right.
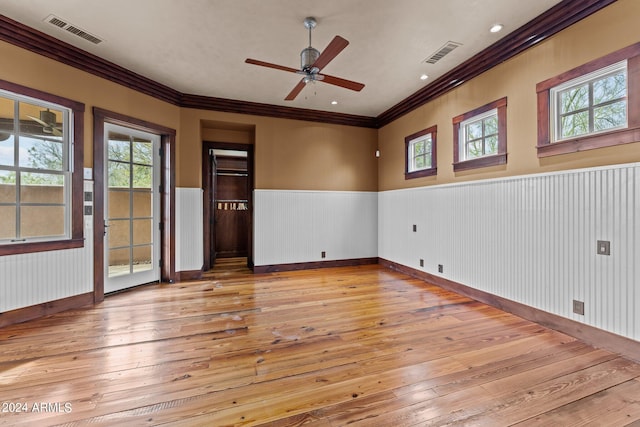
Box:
(1, 264), (640, 426)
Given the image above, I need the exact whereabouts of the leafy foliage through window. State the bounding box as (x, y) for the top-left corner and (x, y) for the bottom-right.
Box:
(409, 135), (432, 172)
(452, 97), (507, 172)
(552, 61), (627, 142)
(536, 43), (640, 157)
(461, 110), (498, 160)
(405, 125), (437, 179)
(0, 92), (71, 243)
(107, 132), (153, 189)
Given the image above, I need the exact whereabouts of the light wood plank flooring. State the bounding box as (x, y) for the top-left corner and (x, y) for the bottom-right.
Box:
(1, 263), (640, 426)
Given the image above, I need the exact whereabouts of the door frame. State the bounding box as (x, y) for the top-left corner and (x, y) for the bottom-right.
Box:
(202, 141), (254, 270)
(103, 123), (161, 293)
(93, 107), (176, 303)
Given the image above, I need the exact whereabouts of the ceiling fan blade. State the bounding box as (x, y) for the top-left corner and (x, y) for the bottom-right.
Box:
(27, 115), (63, 136)
(285, 79), (307, 101)
(312, 35), (349, 71)
(27, 115), (51, 127)
(318, 74), (365, 92)
(245, 58), (299, 74)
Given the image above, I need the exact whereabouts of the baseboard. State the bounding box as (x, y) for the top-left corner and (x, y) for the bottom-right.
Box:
(379, 258), (640, 363)
(253, 257), (378, 274)
(0, 292), (94, 328)
(175, 269), (203, 281)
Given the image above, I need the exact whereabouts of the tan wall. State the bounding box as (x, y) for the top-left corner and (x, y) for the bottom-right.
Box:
(107, 190), (152, 264)
(181, 108), (378, 191)
(1, 40), (377, 192)
(0, 42), (181, 169)
(2, 0), (636, 194)
(0, 184), (64, 239)
(378, 0), (640, 191)
(0, 185), (150, 263)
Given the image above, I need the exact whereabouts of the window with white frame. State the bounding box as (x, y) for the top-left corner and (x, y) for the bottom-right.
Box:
(0, 81), (84, 255)
(452, 97), (507, 171)
(536, 42), (640, 157)
(551, 61), (627, 142)
(405, 125), (437, 179)
(459, 109), (498, 160)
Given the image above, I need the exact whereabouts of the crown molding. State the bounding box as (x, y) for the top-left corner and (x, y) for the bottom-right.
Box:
(180, 94), (378, 128)
(376, 0), (617, 127)
(0, 14), (377, 128)
(0, 15), (182, 105)
(0, 0), (616, 129)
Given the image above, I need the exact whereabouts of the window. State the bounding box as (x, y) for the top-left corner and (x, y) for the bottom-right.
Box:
(460, 110), (498, 159)
(0, 80), (84, 256)
(453, 97), (507, 171)
(405, 125), (437, 179)
(552, 61), (627, 142)
(536, 42), (640, 157)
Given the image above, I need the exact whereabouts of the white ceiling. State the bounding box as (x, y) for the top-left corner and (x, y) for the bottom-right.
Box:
(0, 0), (562, 117)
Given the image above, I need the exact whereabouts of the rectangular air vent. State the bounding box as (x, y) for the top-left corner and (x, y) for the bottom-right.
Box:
(425, 41), (462, 64)
(44, 14), (103, 44)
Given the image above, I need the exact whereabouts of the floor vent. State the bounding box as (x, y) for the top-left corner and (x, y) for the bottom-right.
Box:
(44, 14), (103, 44)
(425, 41), (461, 64)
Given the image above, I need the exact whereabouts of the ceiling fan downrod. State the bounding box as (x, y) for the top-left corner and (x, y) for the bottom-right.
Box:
(301, 17), (320, 72)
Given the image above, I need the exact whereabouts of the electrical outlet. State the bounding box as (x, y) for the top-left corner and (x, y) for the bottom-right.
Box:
(321, 251), (326, 259)
(438, 264), (443, 273)
(573, 299), (585, 315)
(597, 240), (610, 256)
(419, 259), (424, 267)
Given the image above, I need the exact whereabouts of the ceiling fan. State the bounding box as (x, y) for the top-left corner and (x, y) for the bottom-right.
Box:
(27, 109), (63, 136)
(245, 17), (365, 101)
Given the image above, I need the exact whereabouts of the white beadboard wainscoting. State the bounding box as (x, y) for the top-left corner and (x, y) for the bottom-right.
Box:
(0, 181), (94, 313)
(254, 190), (378, 266)
(0, 246), (92, 313)
(379, 163), (640, 342)
(175, 188), (204, 272)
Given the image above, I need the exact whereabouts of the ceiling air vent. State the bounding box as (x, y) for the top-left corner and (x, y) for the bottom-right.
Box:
(424, 41), (462, 64)
(44, 14), (103, 45)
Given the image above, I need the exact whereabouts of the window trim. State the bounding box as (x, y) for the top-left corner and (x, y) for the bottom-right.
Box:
(0, 79), (84, 256)
(405, 125), (437, 179)
(536, 42), (640, 158)
(453, 97), (507, 172)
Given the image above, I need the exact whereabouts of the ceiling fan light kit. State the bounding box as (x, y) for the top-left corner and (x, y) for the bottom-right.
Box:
(245, 16), (365, 101)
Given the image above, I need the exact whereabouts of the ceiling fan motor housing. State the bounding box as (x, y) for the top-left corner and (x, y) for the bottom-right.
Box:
(40, 109), (56, 125)
(40, 109), (57, 134)
(301, 47), (320, 71)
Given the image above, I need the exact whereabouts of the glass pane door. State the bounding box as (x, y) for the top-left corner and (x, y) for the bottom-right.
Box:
(104, 124), (160, 293)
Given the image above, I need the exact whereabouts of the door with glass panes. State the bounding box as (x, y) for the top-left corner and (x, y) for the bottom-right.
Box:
(104, 123), (160, 293)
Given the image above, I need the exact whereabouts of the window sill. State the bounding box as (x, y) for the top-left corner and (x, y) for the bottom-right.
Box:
(405, 167), (437, 179)
(453, 153), (507, 172)
(0, 238), (84, 256)
(537, 127), (640, 158)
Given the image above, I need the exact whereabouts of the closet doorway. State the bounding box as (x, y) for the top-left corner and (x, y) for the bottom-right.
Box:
(202, 141), (254, 270)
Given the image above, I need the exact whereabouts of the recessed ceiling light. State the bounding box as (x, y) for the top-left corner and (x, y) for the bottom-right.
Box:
(331, 100), (338, 105)
(420, 74), (429, 80)
(490, 23), (504, 33)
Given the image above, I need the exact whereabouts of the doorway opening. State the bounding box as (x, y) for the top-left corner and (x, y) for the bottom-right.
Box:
(93, 107), (176, 303)
(202, 141), (254, 271)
